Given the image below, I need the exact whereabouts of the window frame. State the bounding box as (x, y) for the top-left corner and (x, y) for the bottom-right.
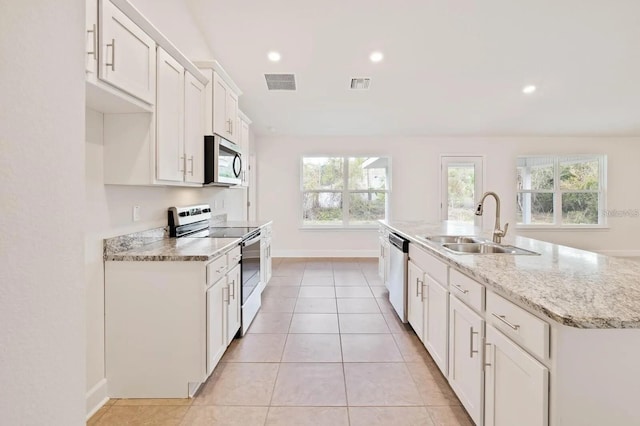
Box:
(300, 156), (391, 230)
(516, 154), (607, 230)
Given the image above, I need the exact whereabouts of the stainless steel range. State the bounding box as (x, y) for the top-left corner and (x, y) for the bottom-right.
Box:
(168, 204), (262, 335)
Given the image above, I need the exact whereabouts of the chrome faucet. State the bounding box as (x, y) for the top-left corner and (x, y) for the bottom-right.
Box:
(475, 192), (509, 244)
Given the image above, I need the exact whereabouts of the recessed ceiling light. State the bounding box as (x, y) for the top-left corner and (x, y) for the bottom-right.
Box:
(369, 51), (384, 63)
(522, 85), (537, 94)
(267, 51), (281, 62)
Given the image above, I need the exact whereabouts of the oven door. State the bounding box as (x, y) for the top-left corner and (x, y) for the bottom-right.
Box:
(241, 232), (261, 306)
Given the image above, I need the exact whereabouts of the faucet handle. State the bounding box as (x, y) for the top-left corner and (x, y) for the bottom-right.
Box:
(502, 222), (509, 237)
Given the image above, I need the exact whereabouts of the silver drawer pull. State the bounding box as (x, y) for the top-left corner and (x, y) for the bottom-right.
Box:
(233, 254), (242, 262)
(216, 265), (227, 274)
(416, 278), (423, 297)
(452, 283), (468, 294)
(87, 24), (97, 59)
(492, 313), (520, 330)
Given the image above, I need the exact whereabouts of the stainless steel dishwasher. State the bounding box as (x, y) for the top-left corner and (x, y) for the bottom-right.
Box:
(388, 233), (409, 323)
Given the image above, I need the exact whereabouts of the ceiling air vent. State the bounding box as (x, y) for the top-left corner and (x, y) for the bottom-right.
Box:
(264, 74), (296, 90)
(350, 77), (371, 90)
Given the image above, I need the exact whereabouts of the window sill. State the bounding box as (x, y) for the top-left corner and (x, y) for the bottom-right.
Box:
(516, 225), (610, 232)
(299, 226), (379, 231)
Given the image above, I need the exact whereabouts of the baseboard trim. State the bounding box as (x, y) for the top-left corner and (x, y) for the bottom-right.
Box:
(274, 249), (378, 258)
(595, 250), (640, 257)
(86, 378), (109, 420)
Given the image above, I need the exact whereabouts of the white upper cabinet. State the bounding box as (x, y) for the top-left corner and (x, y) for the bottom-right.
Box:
(86, 0), (98, 76)
(184, 72), (205, 184)
(212, 72), (239, 143)
(238, 112), (251, 187)
(99, 0), (156, 104)
(156, 47), (185, 182)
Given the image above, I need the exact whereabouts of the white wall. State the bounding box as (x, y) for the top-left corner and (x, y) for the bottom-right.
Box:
(256, 136), (640, 257)
(129, 0), (213, 60)
(0, 1), (86, 425)
(85, 109), (247, 411)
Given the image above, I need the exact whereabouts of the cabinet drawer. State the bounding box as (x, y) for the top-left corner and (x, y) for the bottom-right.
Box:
(449, 269), (485, 313)
(486, 292), (550, 361)
(206, 255), (228, 287)
(409, 245), (447, 285)
(227, 245), (242, 266)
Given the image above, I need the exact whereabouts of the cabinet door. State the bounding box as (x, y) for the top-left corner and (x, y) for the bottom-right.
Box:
(206, 279), (227, 376)
(485, 325), (549, 426)
(156, 47), (185, 182)
(226, 264), (241, 344)
(184, 72), (205, 184)
(212, 73), (229, 137)
(424, 276), (449, 376)
(407, 260), (425, 342)
(226, 91), (239, 143)
(86, 0), (98, 76)
(383, 241), (391, 289)
(449, 295), (484, 425)
(239, 118), (250, 187)
(99, 0), (156, 104)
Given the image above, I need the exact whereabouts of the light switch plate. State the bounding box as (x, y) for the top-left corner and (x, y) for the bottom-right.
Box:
(133, 205), (141, 222)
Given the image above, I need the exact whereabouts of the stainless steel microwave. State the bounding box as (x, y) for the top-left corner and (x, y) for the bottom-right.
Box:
(204, 134), (242, 186)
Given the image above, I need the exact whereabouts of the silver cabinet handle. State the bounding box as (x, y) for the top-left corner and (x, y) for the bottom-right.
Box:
(223, 286), (229, 303)
(179, 155), (186, 173)
(106, 38), (115, 71)
(416, 278), (423, 297)
(87, 24), (97, 59)
(484, 342), (492, 368)
(188, 156), (194, 175)
(229, 279), (235, 300)
(491, 313), (520, 330)
(452, 283), (468, 294)
(469, 328), (479, 358)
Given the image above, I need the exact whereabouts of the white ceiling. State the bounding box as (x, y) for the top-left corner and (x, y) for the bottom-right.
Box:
(187, 0), (640, 137)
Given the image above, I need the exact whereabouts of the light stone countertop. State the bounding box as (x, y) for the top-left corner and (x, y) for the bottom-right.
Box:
(380, 220), (640, 329)
(104, 237), (241, 262)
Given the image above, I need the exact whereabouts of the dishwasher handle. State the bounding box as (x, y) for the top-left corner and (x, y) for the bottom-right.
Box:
(389, 233), (409, 253)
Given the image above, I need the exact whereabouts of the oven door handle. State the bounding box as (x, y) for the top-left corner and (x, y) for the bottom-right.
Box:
(242, 235), (261, 247)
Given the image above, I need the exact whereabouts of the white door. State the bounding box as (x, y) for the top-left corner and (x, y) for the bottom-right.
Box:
(449, 295), (484, 425)
(156, 47), (184, 182)
(441, 156), (483, 225)
(407, 260), (425, 341)
(99, 0), (156, 104)
(424, 276), (449, 376)
(485, 325), (549, 426)
(184, 72), (205, 184)
(226, 265), (241, 344)
(206, 280), (227, 375)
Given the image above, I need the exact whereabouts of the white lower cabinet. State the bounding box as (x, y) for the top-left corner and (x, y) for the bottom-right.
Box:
(407, 260), (425, 341)
(206, 276), (226, 376)
(106, 244), (241, 397)
(449, 294), (484, 425)
(424, 275), (449, 375)
(484, 325), (549, 426)
(226, 264), (241, 344)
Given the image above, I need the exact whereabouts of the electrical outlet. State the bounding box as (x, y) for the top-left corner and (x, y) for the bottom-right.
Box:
(133, 205), (141, 222)
(221, 199), (225, 209)
(213, 200), (218, 209)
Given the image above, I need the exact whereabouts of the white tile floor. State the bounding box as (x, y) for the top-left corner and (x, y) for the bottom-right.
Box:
(89, 258), (473, 426)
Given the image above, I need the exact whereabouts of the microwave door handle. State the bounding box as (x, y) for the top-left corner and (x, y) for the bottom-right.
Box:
(233, 154), (242, 178)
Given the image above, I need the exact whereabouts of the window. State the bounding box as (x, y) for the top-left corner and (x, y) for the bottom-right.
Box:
(516, 155), (606, 227)
(301, 156), (390, 228)
(441, 156), (483, 225)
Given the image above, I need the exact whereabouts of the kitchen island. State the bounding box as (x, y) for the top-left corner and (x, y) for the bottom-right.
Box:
(379, 220), (640, 426)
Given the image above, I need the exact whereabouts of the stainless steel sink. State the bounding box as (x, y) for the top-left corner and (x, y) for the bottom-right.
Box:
(442, 242), (539, 255)
(424, 235), (488, 244)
